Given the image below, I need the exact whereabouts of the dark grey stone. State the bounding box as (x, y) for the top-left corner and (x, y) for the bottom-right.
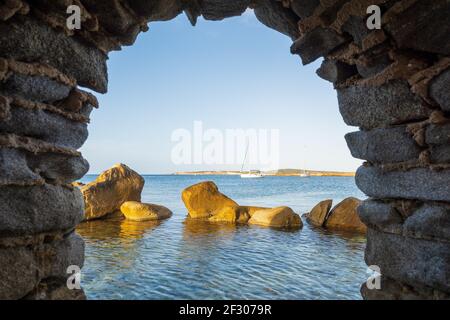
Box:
(385, 0), (450, 56)
(404, 204), (450, 242)
(290, 0), (321, 19)
(357, 199), (403, 234)
(200, 0), (250, 20)
(0, 245), (38, 299)
(0, 16), (108, 93)
(429, 68), (450, 112)
(0, 106), (89, 149)
(341, 15), (370, 47)
(0, 148), (88, 186)
(345, 126), (421, 163)
(126, 0), (183, 21)
(291, 27), (349, 65)
(316, 59), (357, 83)
(254, 0), (300, 41)
(0, 184), (84, 237)
(361, 275), (450, 300)
(425, 123), (450, 145)
(0, 232), (84, 300)
(356, 166), (450, 202)
(365, 228), (450, 293)
(0, 148), (42, 185)
(355, 44), (392, 78)
(28, 152), (90, 184)
(430, 145), (450, 163)
(0, 74), (72, 104)
(338, 80), (431, 130)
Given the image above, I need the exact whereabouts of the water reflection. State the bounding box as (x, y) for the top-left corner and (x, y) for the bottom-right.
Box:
(77, 214), (162, 241)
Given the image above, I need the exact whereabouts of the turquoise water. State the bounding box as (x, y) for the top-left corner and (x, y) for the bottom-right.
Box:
(77, 175), (367, 300)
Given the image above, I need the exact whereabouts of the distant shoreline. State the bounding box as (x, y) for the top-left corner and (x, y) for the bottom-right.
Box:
(173, 170), (355, 177)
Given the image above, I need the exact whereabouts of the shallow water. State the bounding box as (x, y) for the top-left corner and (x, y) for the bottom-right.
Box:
(77, 175), (367, 300)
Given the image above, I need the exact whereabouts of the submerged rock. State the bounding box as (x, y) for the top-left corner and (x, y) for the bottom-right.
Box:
(305, 199), (333, 227)
(325, 197), (366, 233)
(81, 164), (144, 220)
(120, 201), (172, 222)
(248, 206), (302, 229)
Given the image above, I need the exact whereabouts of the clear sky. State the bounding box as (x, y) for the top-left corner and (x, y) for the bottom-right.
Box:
(81, 10), (362, 174)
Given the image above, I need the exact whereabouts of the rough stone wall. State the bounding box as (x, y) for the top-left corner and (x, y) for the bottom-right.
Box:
(0, 0), (449, 299)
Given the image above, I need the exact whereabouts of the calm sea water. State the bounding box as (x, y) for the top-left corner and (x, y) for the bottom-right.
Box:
(77, 175), (367, 300)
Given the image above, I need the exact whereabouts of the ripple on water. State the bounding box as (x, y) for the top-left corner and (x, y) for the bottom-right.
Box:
(77, 175), (367, 300)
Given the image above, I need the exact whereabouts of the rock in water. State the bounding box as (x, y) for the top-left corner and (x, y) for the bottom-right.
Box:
(81, 164), (144, 220)
(120, 201), (172, 221)
(248, 206), (302, 229)
(325, 197), (366, 233)
(305, 199), (333, 227)
(181, 181), (240, 221)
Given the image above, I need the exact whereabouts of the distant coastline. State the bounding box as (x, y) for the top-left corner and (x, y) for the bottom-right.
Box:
(173, 169), (355, 177)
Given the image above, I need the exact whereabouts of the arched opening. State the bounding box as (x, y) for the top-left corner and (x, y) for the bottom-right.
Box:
(0, 0), (449, 300)
(75, 11), (366, 300)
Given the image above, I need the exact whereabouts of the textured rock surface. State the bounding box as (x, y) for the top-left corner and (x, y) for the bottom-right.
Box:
(365, 228), (450, 293)
(356, 166), (450, 202)
(305, 199), (332, 227)
(120, 201), (173, 222)
(81, 164), (145, 220)
(429, 68), (450, 112)
(181, 181), (240, 219)
(325, 197), (366, 233)
(248, 206), (302, 229)
(345, 126), (421, 163)
(338, 81), (430, 130)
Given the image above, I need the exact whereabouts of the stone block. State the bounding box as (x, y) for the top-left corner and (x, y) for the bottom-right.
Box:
(429, 68), (450, 112)
(356, 166), (450, 202)
(357, 199), (403, 235)
(0, 16), (108, 93)
(0, 106), (89, 149)
(0, 232), (84, 300)
(345, 126), (421, 163)
(0, 184), (84, 237)
(365, 228), (450, 293)
(385, 0), (450, 55)
(0, 73), (72, 103)
(316, 59), (357, 83)
(338, 80), (430, 130)
(291, 27), (349, 65)
(254, 0), (300, 40)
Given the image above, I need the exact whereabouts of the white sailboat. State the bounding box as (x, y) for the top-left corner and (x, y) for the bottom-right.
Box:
(299, 169), (309, 177)
(240, 141), (263, 179)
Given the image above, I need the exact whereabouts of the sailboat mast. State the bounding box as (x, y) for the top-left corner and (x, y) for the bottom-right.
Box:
(241, 140), (249, 173)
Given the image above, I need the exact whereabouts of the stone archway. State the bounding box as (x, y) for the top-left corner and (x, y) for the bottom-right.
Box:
(0, 0), (449, 300)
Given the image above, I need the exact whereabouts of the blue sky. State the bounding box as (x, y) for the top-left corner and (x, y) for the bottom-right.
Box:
(81, 10), (362, 174)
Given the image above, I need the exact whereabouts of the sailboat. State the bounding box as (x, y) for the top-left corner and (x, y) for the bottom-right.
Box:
(299, 169), (310, 177)
(240, 141), (263, 179)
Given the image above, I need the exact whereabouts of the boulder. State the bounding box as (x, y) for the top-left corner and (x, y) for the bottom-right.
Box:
(305, 199), (333, 227)
(81, 164), (144, 220)
(120, 201), (172, 222)
(181, 181), (240, 219)
(248, 206), (302, 229)
(325, 197), (366, 233)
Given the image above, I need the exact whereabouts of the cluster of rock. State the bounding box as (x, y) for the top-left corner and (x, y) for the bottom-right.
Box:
(182, 181), (302, 228)
(76, 163), (172, 222)
(1, 0), (449, 299)
(304, 198), (366, 233)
